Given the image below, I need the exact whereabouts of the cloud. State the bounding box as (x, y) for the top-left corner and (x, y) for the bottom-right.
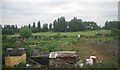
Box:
(0, 2), (2, 24)
(1, 0), (120, 2)
(1, 1), (118, 27)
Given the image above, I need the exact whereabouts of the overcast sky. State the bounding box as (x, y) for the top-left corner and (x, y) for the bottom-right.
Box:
(0, 0), (119, 27)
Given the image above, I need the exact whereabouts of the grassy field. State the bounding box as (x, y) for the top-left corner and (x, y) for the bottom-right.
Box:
(33, 30), (111, 36)
(8, 30), (111, 37)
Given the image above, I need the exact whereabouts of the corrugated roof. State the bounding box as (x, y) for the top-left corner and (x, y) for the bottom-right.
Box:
(49, 52), (57, 58)
(5, 48), (26, 56)
(49, 51), (77, 58)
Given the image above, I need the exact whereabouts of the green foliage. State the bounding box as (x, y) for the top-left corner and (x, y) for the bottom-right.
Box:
(33, 22), (36, 28)
(2, 42), (14, 50)
(2, 36), (16, 50)
(2, 19), (120, 35)
(28, 24), (31, 28)
(49, 23), (52, 31)
(42, 23), (48, 32)
(111, 29), (120, 40)
(82, 21), (99, 30)
(20, 28), (32, 38)
(36, 43), (48, 52)
(37, 21), (41, 29)
(26, 47), (33, 57)
(47, 45), (56, 52)
(2, 25), (19, 35)
(21, 46), (33, 57)
(37, 21), (41, 32)
(56, 33), (61, 39)
(53, 17), (67, 32)
(33, 30), (110, 37)
(104, 21), (120, 30)
(2, 35), (7, 42)
(52, 17), (100, 32)
(68, 17), (84, 31)
(30, 22), (39, 33)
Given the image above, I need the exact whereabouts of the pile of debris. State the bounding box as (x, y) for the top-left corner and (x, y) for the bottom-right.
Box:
(49, 51), (78, 68)
(86, 56), (97, 65)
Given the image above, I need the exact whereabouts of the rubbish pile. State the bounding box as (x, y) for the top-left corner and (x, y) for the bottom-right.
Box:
(86, 56), (97, 65)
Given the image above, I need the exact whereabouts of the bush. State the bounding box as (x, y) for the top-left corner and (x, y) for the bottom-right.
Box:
(48, 45), (56, 52)
(20, 28), (32, 38)
(25, 47), (33, 57)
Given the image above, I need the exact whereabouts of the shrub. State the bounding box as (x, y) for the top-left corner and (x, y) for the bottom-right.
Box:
(20, 28), (32, 38)
(48, 45), (56, 52)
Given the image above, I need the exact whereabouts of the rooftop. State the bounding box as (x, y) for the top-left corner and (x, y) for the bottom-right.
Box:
(49, 51), (77, 58)
(5, 48), (26, 56)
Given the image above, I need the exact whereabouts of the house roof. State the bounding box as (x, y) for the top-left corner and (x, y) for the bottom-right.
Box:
(5, 48), (26, 56)
(49, 51), (77, 58)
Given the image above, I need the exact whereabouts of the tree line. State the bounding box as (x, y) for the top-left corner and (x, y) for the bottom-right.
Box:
(1, 17), (120, 35)
(2, 25), (19, 35)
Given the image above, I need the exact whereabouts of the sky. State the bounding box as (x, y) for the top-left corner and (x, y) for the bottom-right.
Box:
(0, 0), (119, 28)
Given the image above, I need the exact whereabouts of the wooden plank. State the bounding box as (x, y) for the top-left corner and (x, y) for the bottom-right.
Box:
(29, 59), (44, 67)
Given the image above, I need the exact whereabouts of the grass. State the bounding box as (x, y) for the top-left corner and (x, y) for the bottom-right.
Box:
(74, 45), (118, 68)
(8, 30), (111, 37)
(24, 30), (114, 55)
(33, 30), (111, 36)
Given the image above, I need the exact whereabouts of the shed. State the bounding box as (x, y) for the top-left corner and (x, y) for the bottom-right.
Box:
(49, 51), (77, 67)
(5, 48), (26, 67)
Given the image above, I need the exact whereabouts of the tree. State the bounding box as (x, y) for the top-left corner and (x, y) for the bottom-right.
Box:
(104, 21), (119, 30)
(31, 22), (38, 33)
(42, 23), (48, 32)
(53, 17), (67, 32)
(53, 20), (58, 31)
(58, 17), (67, 32)
(49, 23), (52, 31)
(33, 22), (36, 28)
(2, 25), (19, 35)
(68, 17), (83, 31)
(37, 21), (41, 32)
(15, 25), (18, 29)
(37, 21), (41, 29)
(20, 28), (32, 38)
(28, 24), (31, 28)
(104, 21), (109, 30)
(82, 21), (99, 30)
